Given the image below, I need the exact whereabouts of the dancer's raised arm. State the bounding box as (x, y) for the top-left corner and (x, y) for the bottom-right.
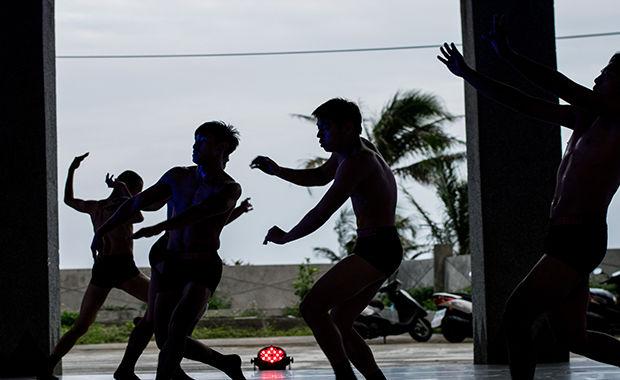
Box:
(486, 15), (616, 115)
(438, 42), (576, 128)
(64, 153), (98, 213)
(250, 154), (337, 187)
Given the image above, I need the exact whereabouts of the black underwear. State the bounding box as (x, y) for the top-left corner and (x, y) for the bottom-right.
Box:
(157, 252), (223, 294)
(544, 222), (608, 274)
(90, 255), (140, 289)
(353, 226), (403, 277)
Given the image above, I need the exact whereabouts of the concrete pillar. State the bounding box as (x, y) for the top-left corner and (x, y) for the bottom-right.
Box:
(433, 244), (453, 292)
(460, 0), (567, 364)
(0, 1), (60, 376)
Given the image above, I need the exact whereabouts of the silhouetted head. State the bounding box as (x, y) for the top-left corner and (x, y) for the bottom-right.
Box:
(312, 98), (362, 152)
(193, 121), (240, 166)
(594, 53), (620, 96)
(116, 170), (143, 196)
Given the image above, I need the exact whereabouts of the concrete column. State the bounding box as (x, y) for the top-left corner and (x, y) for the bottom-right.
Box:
(460, 0), (567, 364)
(0, 1), (60, 376)
(433, 244), (453, 292)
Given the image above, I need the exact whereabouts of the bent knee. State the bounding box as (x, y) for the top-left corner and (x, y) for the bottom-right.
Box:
(330, 309), (354, 331)
(300, 298), (326, 322)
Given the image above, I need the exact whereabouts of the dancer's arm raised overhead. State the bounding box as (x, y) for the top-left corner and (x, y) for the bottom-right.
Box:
(64, 152), (99, 213)
(250, 154), (338, 187)
(486, 15), (616, 115)
(132, 182), (241, 239)
(263, 155), (367, 245)
(438, 42), (576, 128)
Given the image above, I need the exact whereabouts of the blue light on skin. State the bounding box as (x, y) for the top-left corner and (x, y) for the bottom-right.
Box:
(316, 119), (337, 152)
(193, 134), (229, 179)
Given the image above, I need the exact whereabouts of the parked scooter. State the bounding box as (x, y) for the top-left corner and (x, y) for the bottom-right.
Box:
(431, 292), (473, 343)
(587, 269), (620, 334)
(353, 279), (433, 342)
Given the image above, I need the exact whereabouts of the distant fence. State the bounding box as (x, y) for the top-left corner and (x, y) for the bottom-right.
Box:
(60, 250), (620, 323)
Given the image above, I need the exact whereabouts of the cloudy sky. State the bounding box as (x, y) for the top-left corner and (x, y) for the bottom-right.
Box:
(55, 1), (620, 269)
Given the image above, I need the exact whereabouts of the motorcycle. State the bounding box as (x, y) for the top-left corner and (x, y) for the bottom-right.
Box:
(353, 279), (433, 342)
(431, 292), (473, 343)
(587, 269), (620, 334)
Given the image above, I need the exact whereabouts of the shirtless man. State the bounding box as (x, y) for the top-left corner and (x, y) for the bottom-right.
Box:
(438, 16), (620, 380)
(251, 98), (402, 380)
(42, 153), (148, 379)
(113, 197), (252, 380)
(92, 121), (245, 380)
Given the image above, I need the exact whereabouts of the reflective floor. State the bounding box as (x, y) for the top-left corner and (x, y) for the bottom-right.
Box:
(7, 360), (619, 379)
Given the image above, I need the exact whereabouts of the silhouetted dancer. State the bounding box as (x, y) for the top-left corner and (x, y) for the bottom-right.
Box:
(252, 98), (402, 380)
(41, 153), (148, 379)
(114, 197), (252, 380)
(438, 16), (620, 380)
(92, 122), (246, 380)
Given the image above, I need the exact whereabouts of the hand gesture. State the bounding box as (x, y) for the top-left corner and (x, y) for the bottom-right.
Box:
(437, 43), (469, 78)
(91, 232), (104, 260)
(263, 226), (288, 245)
(70, 152), (89, 170)
(250, 156), (280, 176)
(239, 197), (254, 213)
(483, 14), (511, 58)
(133, 224), (164, 240)
(105, 173), (125, 189)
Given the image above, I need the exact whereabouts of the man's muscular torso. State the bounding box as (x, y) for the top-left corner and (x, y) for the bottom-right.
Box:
(334, 144), (397, 233)
(551, 111), (620, 223)
(162, 166), (238, 254)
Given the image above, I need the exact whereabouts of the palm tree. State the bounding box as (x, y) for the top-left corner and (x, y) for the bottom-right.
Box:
(298, 90), (469, 260)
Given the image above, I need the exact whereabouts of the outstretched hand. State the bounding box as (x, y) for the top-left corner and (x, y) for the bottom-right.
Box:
(70, 152), (89, 170)
(437, 43), (469, 78)
(250, 156), (280, 176)
(263, 226), (288, 245)
(239, 197), (254, 213)
(105, 173), (126, 189)
(133, 224), (164, 240)
(483, 14), (511, 58)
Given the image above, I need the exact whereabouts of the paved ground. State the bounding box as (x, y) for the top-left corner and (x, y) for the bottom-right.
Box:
(7, 334), (620, 379)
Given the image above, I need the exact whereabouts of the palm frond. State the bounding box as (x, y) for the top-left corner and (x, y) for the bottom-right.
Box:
(313, 247), (341, 262)
(290, 113), (316, 123)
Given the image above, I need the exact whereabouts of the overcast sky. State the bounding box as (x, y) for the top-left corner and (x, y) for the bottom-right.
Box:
(55, 1), (620, 269)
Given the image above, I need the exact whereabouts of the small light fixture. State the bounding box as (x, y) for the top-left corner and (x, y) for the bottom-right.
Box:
(251, 345), (293, 370)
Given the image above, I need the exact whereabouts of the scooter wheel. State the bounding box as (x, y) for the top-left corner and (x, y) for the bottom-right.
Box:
(409, 318), (433, 342)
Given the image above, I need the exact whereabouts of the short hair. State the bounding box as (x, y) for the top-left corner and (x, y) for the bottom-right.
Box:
(117, 170), (143, 194)
(194, 121), (240, 156)
(312, 98), (362, 134)
(609, 53), (620, 74)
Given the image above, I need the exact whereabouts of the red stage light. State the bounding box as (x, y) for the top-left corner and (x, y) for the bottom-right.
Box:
(251, 345), (293, 370)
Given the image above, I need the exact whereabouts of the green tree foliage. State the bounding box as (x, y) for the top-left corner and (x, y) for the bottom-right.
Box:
(293, 258), (320, 301)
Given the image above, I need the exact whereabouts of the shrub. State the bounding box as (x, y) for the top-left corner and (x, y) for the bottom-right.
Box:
(209, 293), (232, 310)
(293, 258), (319, 301)
(61, 311), (79, 327)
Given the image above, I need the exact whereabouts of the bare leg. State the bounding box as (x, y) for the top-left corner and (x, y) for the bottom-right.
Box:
(300, 255), (386, 380)
(118, 272), (150, 302)
(156, 283), (210, 380)
(503, 255), (587, 380)
(115, 272), (158, 380)
(45, 284), (111, 376)
(552, 283), (620, 366)
(331, 278), (386, 380)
